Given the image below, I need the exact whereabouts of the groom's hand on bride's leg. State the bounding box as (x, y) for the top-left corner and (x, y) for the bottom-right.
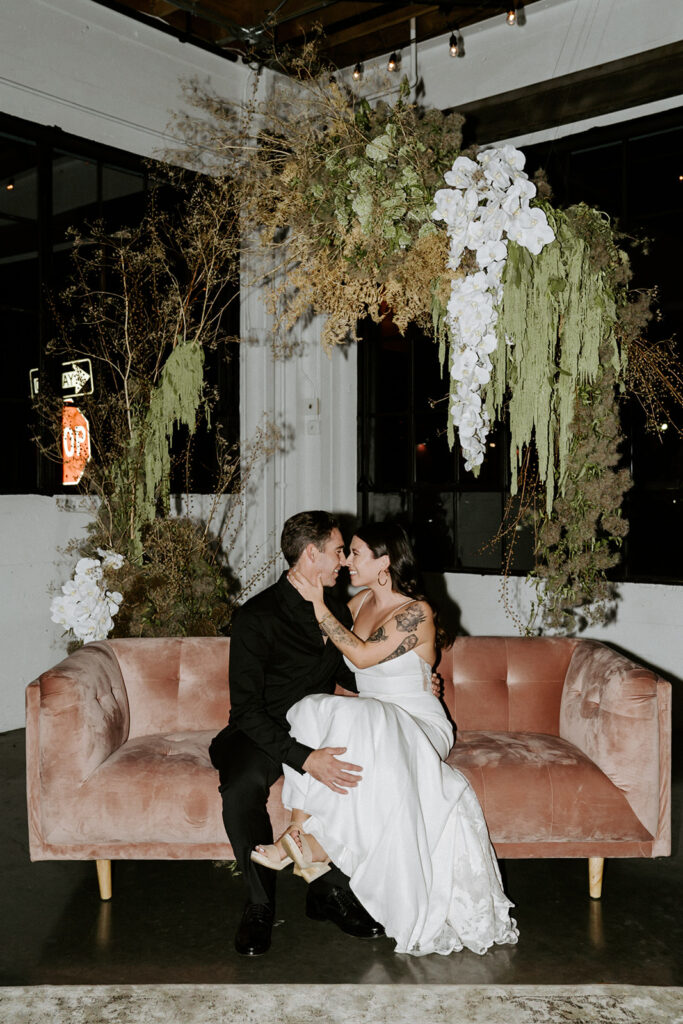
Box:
(303, 747), (363, 793)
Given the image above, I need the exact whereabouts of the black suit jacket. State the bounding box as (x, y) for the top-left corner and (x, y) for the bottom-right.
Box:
(225, 572), (357, 772)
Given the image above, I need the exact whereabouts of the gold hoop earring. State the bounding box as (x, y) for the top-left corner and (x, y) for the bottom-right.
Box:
(378, 568), (389, 587)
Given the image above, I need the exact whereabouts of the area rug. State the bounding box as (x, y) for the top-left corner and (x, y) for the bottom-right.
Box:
(1, 985), (681, 1024)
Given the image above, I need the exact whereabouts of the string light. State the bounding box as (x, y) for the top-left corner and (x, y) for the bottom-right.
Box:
(506, 4), (516, 25)
(6, 179), (14, 191)
(387, 52), (398, 72)
(449, 32), (459, 57)
(352, 62), (362, 81)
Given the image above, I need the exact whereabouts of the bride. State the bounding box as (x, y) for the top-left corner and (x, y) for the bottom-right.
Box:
(252, 522), (519, 957)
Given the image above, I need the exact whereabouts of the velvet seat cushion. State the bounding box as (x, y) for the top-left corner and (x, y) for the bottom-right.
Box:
(447, 731), (653, 845)
(40, 731), (290, 847)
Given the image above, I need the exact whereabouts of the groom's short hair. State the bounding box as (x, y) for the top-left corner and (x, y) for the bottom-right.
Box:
(281, 510), (340, 567)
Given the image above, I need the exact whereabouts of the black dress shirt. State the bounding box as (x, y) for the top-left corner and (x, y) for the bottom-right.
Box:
(226, 572), (357, 772)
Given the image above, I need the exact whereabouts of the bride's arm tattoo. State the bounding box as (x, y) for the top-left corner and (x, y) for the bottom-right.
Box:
(367, 625), (388, 643)
(396, 606), (427, 633)
(320, 617), (362, 649)
(380, 634), (418, 663)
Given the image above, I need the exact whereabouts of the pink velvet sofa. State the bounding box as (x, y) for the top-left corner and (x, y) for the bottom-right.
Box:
(26, 635), (671, 901)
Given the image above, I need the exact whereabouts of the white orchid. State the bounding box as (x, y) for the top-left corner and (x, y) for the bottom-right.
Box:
(97, 548), (125, 570)
(50, 551), (126, 645)
(475, 239), (508, 269)
(433, 144), (556, 470)
(444, 155), (478, 188)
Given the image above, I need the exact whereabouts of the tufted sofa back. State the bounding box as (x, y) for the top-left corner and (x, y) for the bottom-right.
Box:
(438, 636), (579, 735)
(104, 638), (230, 738)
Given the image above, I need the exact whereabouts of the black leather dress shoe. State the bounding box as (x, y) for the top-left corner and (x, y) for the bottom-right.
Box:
(306, 887), (385, 938)
(234, 902), (274, 956)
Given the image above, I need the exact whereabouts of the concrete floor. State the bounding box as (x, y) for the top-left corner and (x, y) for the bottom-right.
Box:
(2, 728), (681, 988)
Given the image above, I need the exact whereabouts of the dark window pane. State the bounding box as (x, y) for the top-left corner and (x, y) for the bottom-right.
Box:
(366, 492), (408, 522)
(627, 490), (683, 580)
(0, 134), (40, 494)
(569, 142), (623, 217)
(457, 492), (503, 569)
(415, 413), (453, 485)
(373, 332), (411, 413)
(414, 491), (455, 570)
(371, 415), (411, 487)
(627, 127), (683, 220)
(52, 152), (98, 217)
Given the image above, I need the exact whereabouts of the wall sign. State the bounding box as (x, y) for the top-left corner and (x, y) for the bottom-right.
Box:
(61, 358), (93, 397)
(62, 404), (91, 485)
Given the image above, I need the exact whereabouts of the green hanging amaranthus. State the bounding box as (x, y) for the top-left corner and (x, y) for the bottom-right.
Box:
(486, 205), (625, 514)
(127, 341), (205, 560)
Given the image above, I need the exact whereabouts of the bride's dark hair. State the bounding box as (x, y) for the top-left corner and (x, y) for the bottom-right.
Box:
(355, 522), (450, 651)
(354, 522), (427, 603)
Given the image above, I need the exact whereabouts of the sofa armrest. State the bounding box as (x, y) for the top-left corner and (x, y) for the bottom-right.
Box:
(560, 640), (671, 854)
(30, 641), (131, 788)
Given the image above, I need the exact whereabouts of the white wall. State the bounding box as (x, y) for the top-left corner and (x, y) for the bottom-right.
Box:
(0, 0), (252, 158)
(0, 496), (94, 730)
(346, 0), (683, 147)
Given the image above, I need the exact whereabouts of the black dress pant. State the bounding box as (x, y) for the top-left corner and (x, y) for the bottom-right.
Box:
(209, 727), (351, 908)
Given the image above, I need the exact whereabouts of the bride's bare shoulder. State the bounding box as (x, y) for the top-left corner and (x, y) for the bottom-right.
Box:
(348, 588), (372, 612)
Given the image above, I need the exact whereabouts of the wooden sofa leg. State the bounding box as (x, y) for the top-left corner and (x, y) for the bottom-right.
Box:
(588, 857), (604, 899)
(96, 859), (112, 901)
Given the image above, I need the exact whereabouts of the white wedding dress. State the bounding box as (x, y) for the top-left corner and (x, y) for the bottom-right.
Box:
(282, 649), (519, 957)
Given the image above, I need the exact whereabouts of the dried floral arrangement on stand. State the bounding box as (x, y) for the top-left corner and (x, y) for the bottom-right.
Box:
(41, 171), (280, 648)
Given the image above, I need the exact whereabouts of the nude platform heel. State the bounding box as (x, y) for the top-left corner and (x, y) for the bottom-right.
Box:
(281, 830), (331, 883)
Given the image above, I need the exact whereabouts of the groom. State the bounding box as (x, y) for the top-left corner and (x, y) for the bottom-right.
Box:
(209, 510), (384, 956)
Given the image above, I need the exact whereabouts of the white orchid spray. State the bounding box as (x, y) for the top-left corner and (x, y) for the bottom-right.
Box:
(432, 145), (555, 470)
(50, 549), (124, 645)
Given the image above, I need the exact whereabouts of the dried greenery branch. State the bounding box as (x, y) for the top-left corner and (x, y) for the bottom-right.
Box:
(176, 68), (463, 352)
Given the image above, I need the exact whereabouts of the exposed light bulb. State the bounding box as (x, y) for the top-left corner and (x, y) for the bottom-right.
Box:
(449, 32), (458, 57)
(506, 7), (516, 24)
(387, 52), (398, 72)
(6, 179), (14, 191)
(352, 62), (362, 81)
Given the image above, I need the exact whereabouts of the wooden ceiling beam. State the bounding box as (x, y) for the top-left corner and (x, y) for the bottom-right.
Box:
(282, 4), (441, 49)
(124, 0), (182, 18)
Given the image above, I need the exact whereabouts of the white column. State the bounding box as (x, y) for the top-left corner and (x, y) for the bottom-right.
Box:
(239, 282), (357, 582)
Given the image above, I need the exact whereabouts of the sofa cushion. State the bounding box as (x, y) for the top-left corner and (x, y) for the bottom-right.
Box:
(447, 730), (652, 845)
(439, 637), (578, 735)
(41, 731), (290, 847)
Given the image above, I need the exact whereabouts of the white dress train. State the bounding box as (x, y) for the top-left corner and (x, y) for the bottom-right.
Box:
(282, 651), (519, 957)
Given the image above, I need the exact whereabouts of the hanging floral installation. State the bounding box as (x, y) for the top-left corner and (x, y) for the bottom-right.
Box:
(176, 55), (674, 633)
(42, 46), (677, 641)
